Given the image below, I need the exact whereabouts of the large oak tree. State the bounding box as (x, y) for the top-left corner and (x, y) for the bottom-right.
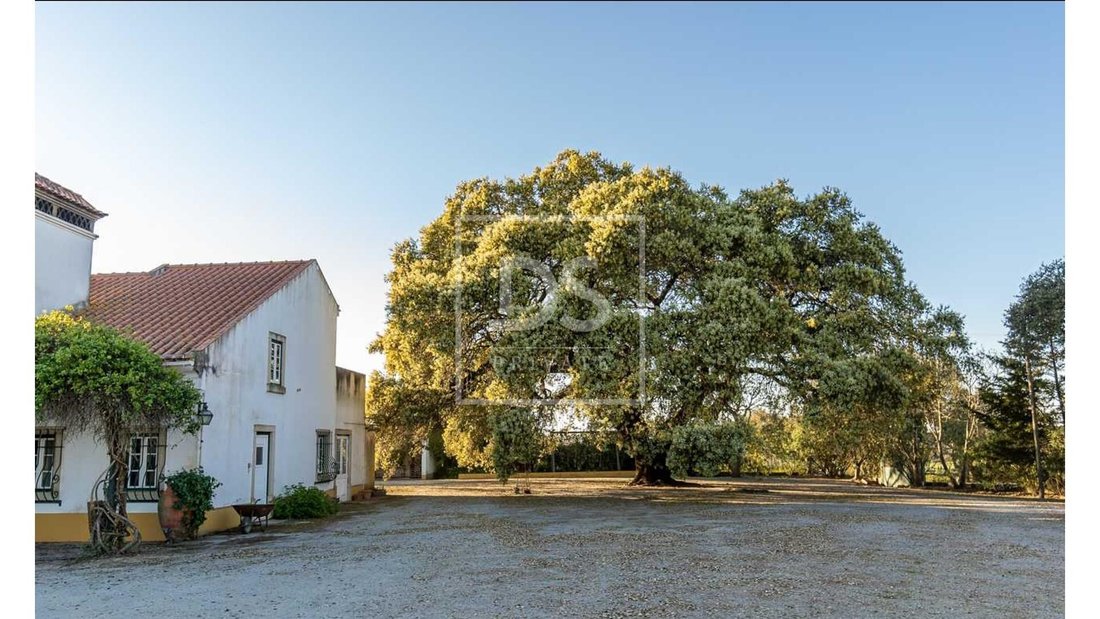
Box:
(368, 150), (960, 484)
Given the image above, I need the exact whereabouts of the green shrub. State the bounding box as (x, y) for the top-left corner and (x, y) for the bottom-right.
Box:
(668, 421), (747, 478)
(743, 412), (805, 475)
(272, 483), (338, 519)
(164, 467), (221, 539)
(489, 409), (544, 482)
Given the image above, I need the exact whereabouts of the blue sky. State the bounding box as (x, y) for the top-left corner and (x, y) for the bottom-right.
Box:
(36, 2), (1064, 372)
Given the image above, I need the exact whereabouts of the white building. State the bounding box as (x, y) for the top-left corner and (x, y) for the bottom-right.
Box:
(34, 174), (373, 542)
(35, 173), (107, 313)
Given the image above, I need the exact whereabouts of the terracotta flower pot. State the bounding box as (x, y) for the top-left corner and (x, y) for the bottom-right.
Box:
(158, 483), (191, 542)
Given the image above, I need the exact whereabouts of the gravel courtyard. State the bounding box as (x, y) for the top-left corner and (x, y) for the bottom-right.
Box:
(35, 477), (1064, 618)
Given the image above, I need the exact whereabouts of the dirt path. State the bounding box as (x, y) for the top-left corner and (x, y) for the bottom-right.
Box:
(36, 477), (1064, 618)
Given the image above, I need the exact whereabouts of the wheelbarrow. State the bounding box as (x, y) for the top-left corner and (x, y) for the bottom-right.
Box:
(232, 502), (274, 533)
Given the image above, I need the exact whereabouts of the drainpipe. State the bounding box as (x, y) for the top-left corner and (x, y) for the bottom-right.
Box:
(197, 423), (205, 469)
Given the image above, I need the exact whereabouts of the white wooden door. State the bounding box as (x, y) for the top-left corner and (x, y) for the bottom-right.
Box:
(252, 433), (271, 503)
(335, 434), (350, 502)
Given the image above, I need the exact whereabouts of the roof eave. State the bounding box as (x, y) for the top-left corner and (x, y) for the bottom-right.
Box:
(34, 188), (109, 220)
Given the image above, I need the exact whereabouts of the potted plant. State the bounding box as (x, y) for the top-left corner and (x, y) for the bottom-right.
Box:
(159, 468), (220, 542)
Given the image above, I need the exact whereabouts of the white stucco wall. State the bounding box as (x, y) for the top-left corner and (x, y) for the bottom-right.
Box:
(336, 367), (368, 489)
(35, 212), (95, 314)
(196, 262), (339, 507)
(34, 423), (199, 516)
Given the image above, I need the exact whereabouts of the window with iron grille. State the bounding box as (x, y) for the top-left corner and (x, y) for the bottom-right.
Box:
(268, 333), (286, 393)
(126, 432), (166, 502)
(35, 430), (63, 503)
(316, 431), (333, 482)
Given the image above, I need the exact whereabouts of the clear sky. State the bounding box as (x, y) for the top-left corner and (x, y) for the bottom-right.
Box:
(36, 2), (1064, 373)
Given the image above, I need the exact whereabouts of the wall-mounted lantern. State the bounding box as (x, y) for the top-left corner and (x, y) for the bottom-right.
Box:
(197, 401), (214, 426)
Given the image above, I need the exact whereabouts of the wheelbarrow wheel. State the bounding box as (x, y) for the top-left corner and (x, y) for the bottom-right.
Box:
(240, 517), (252, 534)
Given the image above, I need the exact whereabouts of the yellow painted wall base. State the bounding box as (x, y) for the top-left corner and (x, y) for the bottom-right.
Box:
(36, 505), (241, 543)
(197, 506), (244, 537)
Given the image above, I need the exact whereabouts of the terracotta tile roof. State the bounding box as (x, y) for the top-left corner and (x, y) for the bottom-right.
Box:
(35, 173), (108, 218)
(86, 260), (315, 360)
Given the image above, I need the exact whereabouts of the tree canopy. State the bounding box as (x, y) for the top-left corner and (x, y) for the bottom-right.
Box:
(36, 310), (202, 436)
(1004, 259), (1065, 423)
(367, 150), (967, 484)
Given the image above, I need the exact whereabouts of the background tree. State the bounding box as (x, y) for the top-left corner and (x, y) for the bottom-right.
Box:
(35, 310), (202, 553)
(742, 409), (804, 475)
(364, 371), (448, 477)
(975, 354), (1054, 494)
(895, 307), (972, 487)
(1004, 259), (1065, 423)
(925, 360), (982, 488)
(978, 259), (1065, 497)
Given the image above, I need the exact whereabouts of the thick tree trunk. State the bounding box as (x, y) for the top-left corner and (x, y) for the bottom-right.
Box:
(629, 461), (678, 486)
(106, 437), (132, 548)
(907, 458), (926, 487)
(730, 454), (743, 478)
(90, 434), (141, 554)
(107, 439), (128, 517)
(628, 448), (697, 486)
(620, 410), (691, 487)
(107, 444), (127, 516)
